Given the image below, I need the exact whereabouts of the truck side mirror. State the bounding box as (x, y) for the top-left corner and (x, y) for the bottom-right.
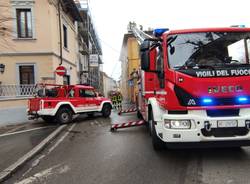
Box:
(140, 40), (150, 51)
(141, 50), (150, 71)
(140, 40), (151, 71)
(170, 45), (175, 55)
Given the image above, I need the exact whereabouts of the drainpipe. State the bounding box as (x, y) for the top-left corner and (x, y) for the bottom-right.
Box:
(58, 0), (63, 66)
(86, 0), (90, 85)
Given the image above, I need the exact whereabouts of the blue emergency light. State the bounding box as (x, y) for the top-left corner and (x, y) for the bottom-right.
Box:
(154, 28), (169, 37)
(237, 97), (248, 103)
(202, 98), (213, 105)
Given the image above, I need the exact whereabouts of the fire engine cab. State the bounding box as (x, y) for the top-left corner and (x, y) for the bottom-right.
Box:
(27, 84), (112, 124)
(129, 23), (250, 150)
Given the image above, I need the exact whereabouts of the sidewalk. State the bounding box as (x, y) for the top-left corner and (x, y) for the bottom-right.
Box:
(0, 106), (29, 126)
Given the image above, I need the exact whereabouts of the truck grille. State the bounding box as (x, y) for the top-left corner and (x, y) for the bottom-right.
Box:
(206, 109), (239, 117)
(174, 85), (250, 107)
(201, 127), (249, 137)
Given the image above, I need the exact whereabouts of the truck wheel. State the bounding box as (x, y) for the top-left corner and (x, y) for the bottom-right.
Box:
(41, 116), (55, 123)
(151, 115), (165, 151)
(148, 111), (154, 136)
(56, 108), (73, 124)
(148, 119), (153, 136)
(102, 104), (111, 118)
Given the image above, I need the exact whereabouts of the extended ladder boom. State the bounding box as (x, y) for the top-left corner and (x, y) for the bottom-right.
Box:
(127, 22), (153, 45)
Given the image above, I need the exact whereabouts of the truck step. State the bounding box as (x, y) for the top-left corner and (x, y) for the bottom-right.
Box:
(110, 120), (145, 132)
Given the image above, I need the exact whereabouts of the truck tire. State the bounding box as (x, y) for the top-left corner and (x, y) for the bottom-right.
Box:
(148, 110), (153, 136)
(56, 108), (73, 124)
(102, 104), (111, 118)
(151, 113), (165, 151)
(135, 95), (141, 119)
(41, 116), (55, 123)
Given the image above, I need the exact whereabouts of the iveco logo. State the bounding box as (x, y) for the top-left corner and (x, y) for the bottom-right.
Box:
(188, 99), (196, 105)
(208, 85), (243, 93)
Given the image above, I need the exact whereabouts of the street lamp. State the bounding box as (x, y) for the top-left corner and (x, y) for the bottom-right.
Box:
(0, 64), (5, 73)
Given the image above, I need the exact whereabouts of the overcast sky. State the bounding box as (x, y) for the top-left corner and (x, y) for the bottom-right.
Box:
(85, 0), (250, 80)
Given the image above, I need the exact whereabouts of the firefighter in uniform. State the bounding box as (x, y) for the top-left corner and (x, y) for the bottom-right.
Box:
(117, 92), (123, 109)
(111, 92), (118, 109)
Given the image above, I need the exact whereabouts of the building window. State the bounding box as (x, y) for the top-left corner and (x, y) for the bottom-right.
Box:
(63, 25), (68, 48)
(19, 65), (35, 84)
(16, 9), (33, 38)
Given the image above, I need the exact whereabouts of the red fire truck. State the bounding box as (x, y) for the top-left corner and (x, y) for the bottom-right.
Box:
(27, 84), (112, 124)
(129, 23), (250, 150)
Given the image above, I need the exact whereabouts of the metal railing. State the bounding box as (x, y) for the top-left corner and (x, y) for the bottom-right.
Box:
(0, 85), (36, 99)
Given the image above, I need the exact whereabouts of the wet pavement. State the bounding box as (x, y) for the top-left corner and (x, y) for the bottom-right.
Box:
(0, 121), (55, 135)
(4, 109), (250, 184)
(0, 124), (58, 172)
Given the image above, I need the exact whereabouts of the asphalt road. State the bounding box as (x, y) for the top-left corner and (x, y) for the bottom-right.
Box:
(0, 125), (57, 172)
(5, 111), (250, 184)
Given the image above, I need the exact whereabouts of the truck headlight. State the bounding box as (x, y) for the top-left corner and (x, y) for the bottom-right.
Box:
(164, 120), (191, 129)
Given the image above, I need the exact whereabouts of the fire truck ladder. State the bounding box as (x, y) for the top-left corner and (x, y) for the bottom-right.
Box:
(111, 23), (169, 132)
(127, 22), (153, 45)
(110, 22), (154, 132)
(115, 22), (152, 117)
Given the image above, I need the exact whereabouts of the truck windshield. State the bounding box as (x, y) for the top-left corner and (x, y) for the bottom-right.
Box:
(167, 32), (250, 69)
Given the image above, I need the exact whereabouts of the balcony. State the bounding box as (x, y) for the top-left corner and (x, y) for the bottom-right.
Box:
(0, 84), (36, 99)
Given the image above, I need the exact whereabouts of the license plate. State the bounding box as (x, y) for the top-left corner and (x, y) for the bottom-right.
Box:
(217, 120), (238, 128)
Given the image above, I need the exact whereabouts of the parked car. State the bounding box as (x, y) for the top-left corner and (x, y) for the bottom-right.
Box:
(27, 84), (112, 124)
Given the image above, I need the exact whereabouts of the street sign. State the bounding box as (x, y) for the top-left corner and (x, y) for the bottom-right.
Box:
(55, 66), (66, 76)
(89, 54), (99, 67)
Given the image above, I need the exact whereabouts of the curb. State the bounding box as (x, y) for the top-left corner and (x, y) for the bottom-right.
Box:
(0, 124), (67, 183)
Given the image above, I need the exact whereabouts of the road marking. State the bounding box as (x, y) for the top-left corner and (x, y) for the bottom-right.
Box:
(0, 126), (56, 138)
(48, 123), (76, 154)
(15, 164), (70, 184)
(0, 125), (67, 182)
(22, 155), (46, 178)
(5, 124), (27, 134)
(21, 123), (76, 178)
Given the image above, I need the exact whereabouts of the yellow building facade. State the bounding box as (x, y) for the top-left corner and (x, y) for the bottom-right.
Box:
(120, 34), (140, 103)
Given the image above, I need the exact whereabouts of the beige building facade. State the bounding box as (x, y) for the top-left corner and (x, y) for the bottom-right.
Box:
(0, 0), (81, 87)
(101, 72), (117, 98)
